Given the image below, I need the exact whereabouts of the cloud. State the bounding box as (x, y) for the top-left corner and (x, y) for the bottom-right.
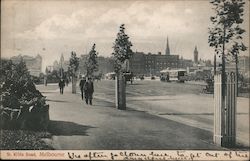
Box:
(6, 0), (248, 69)
(17, 14), (80, 39)
(16, 1), (204, 41)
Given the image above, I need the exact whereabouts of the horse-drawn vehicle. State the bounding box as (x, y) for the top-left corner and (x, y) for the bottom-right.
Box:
(203, 78), (214, 94)
(123, 72), (134, 84)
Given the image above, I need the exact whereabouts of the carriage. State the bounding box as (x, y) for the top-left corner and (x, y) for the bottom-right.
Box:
(160, 69), (187, 83)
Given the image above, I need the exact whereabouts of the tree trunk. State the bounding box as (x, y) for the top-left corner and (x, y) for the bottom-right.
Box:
(44, 75), (47, 86)
(219, 23), (227, 147)
(214, 54), (216, 76)
(72, 76), (76, 94)
(235, 54), (239, 97)
(115, 72), (126, 110)
(72, 68), (77, 94)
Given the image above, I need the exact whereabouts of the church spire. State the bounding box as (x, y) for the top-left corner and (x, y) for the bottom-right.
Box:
(60, 53), (64, 63)
(165, 37), (170, 55)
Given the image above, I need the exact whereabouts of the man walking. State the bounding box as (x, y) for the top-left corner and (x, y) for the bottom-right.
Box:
(84, 77), (94, 105)
(58, 78), (65, 94)
(79, 75), (86, 100)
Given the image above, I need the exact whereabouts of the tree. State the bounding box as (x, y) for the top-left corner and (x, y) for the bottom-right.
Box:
(85, 43), (99, 77)
(208, 0), (247, 147)
(68, 51), (80, 93)
(208, 0), (247, 96)
(69, 51), (80, 74)
(112, 24), (133, 110)
(112, 24), (133, 73)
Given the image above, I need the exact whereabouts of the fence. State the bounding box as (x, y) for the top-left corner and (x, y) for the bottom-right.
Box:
(214, 73), (237, 147)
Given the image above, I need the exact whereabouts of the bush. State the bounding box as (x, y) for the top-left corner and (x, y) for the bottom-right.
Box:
(0, 60), (49, 130)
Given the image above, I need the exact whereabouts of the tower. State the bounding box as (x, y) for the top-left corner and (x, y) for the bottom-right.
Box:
(59, 54), (64, 68)
(194, 46), (198, 64)
(36, 54), (42, 72)
(165, 37), (170, 55)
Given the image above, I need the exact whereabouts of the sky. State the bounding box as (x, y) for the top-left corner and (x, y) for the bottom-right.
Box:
(1, 0), (249, 72)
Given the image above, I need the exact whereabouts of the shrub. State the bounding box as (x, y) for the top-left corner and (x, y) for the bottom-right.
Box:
(0, 59), (49, 130)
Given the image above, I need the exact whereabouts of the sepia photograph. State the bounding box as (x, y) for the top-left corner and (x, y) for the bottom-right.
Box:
(1, 0), (249, 160)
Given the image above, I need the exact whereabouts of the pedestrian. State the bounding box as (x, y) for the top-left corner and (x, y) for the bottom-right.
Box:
(66, 78), (69, 86)
(79, 75), (86, 100)
(84, 77), (94, 105)
(58, 78), (65, 94)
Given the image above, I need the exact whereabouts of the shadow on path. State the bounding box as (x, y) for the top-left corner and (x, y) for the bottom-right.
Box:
(93, 99), (116, 108)
(158, 112), (248, 116)
(128, 98), (175, 102)
(41, 91), (57, 94)
(48, 120), (95, 136)
(46, 99), (69, 103)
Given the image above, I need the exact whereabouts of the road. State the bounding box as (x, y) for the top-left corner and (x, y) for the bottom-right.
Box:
(93, 79), (249, 147)
(36, 80), (249, 149)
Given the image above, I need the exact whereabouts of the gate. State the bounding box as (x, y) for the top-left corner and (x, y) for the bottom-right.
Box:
(214, 73), (237, 147)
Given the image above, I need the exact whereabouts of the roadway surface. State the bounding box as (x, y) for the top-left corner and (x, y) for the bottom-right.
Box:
(94, 79), (249, 147)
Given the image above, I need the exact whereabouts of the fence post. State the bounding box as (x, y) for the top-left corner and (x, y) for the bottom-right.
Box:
(224, 72), (236, 147)
(214, 74), (224, 145)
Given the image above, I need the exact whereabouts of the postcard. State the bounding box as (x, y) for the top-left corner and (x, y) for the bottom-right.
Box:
(1, 0), (249, 160)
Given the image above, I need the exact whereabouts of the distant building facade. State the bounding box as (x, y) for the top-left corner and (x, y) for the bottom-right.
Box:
(179, 57), (193, 69)
(130, 51), (179, 76)
(238, 56), (249, 76)
(11, 54), (42, 77)
(78, 54), (114, 76)
(226, 55), (250, 77)
(129, 42), (215, 78)
(129, 38), (180, 76)
(52, 54), (69, 72)
(53, 61), (59, 71)
(96, 56), (114, 74)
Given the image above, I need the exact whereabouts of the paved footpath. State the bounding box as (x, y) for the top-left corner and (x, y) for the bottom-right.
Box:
(38, 84), (227, 150)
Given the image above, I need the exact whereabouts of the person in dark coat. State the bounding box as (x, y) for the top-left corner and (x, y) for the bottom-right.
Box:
(58, 79), (65, 94)
(84, 77), (94, 105)
(79, 76), (86, 100)
(65, 78), (69, 86)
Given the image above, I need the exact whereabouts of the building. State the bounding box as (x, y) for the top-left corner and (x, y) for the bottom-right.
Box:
(11, 54), (42, 77)
(59, 54), (69, 71)
(96, 56), (114, 74)
(238, 55), (249, 76)
(53, 61), (59, 71)
(179, 56), (193, 69)
(130, 51), (179, 76)
(194, 46), (198, 64)
(226, 55), (250, 77)
(129, 38), (180, 76)
(52, 54), (69, 73)
(78, 54), (114, 76)
(129, 52), (146, 75)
